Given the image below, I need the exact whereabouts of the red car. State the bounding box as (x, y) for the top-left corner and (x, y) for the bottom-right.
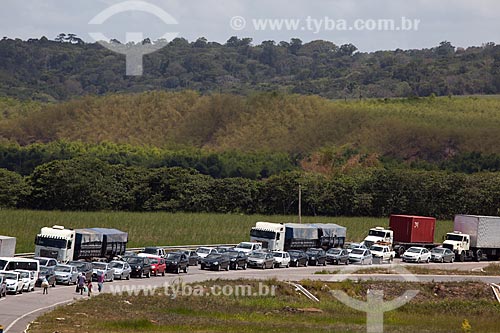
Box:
(139, 254), (166, 276)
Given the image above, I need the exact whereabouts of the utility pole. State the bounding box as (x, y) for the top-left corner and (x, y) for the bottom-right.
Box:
(298, 185), (302, 224)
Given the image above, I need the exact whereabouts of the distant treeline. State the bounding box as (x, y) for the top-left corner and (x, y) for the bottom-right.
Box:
(1, 36), (500, 101)
(1, 141), (500, 178)
(1, 157), (499, 219)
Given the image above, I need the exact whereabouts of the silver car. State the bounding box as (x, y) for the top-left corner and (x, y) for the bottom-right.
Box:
(54, 265), (79, 285)
(92, 262), (115, 282)
(430, 247), (455, 263)
(348, 248), (373, 265)
(109, 261), (131, 280)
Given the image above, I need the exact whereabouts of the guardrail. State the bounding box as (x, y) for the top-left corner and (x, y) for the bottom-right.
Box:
(14, 244), (238, 258)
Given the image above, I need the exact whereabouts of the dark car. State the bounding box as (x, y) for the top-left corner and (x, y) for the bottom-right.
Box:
(0, 275), (7, 298)
(165, 252), (189, 274)
(182, 250), (200, 266)
(226, 251), (248, 270)
(200, 253), (230, 271)
(35, 267), (57, 288)
(326, 248), (350, 265)
(247, 251), (275, 269)
(216, 246), (234, 254)
(306, 248), (327, 266)
(127, 256), (152, 278)
(67, 261), (93, 281)
(288, 250), (309, 267)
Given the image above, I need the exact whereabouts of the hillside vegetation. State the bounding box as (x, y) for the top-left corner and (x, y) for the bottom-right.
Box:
(2, 92), (500, 166)
(1, 37), (500, 101)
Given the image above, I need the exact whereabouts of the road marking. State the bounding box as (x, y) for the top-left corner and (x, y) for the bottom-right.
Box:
(4, 299), (73, 333)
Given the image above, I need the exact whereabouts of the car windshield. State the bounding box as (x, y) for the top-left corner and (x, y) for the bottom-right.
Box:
(36, 258), (49, 265)
(206, 253), (220, 259)
(236, 243), (252, 249)
(327, 249), (341, 254)
(371, 246), (384, 252)
(306, 249), (321, 255)
(351, 249), (365, 255)
(349, 243), (362, 249)
(227, 252), (240, 258)
(40, 268), (51, 276)
(110, 262), (124, 269)
(127, 258), (143, 264)
(144, 248), (159, 254)
(197, 248), (211, 254)
(407, 248), (422, 253)
(92, 263), (107, 270)
(18, 271), (29, 278)
(55, 266), (71, 272)
(288, 251), (302, 256)
(431, 248), (445, 254)
(251, 253), (267, 259)
(3, 273), (17, 280)
(166, 253), (181, 259)
(150, 259), (159, 264)
(273, 252), (283, 258)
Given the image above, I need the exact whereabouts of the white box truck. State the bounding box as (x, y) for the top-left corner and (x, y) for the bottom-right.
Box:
(0, 236), (16, 257)
(443, 215), (500, 261)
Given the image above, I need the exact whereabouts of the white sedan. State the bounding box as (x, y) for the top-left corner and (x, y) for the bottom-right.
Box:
(272, 251), (291, 268)
(15, 270), (36, 292)
(1, 271), (25, 294)
(402, 247), (431, 263)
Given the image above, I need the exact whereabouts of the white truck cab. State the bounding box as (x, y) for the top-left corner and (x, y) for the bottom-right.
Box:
(443, 231), (470, 258)
(34, 226), (75, 263)
(249, 222), (285, 251)
(362, 227), (394, 248)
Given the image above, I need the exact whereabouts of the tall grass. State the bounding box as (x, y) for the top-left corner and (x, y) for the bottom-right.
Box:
(0, 210), (453, 253)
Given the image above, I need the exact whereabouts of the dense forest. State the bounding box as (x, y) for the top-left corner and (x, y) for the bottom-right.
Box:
(1, 36), (499, 217)
(1, 36), (500, 101)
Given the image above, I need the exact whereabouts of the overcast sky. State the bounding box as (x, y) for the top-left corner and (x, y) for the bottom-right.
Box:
(1, 0), (499, 51)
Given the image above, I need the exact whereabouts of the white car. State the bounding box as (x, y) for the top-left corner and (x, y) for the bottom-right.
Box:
(234, 242), (263, 254)
(348, 248), (373, 265)
(1, 271), (25, 294)
(272, 251), (290, 268)
(369, 245), (396, 263)
(54, 264), (79, 285)
(402, 247), (431, 263)
(15, 270), (36, 292)
(346, 243), (368, 254)
(196, 247), (218, 259)
(109, 260), (131, 280)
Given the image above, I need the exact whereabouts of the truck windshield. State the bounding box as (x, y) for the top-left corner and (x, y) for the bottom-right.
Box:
(35, 236), (67, 249)
(446, 234), (464, 241)
(368, 230), (387, 237)
(250, 229), (276, 239)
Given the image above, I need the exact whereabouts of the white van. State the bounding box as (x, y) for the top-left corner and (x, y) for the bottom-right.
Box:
(0, 257), (40, 275)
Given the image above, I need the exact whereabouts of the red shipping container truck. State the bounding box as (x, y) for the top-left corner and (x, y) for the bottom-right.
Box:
(389, 215), (436, 243)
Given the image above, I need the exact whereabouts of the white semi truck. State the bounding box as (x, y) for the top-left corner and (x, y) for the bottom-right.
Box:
(35, 225), (128, 263)
(443, 215), (500, 262)
(249, 222), (346, 252)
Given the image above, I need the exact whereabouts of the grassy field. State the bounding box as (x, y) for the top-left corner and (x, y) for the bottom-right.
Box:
(0, 210), (453, 253)
(29, 279), (500, 333)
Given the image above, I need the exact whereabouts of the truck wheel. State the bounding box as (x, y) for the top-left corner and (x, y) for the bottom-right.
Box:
(475, 250), (482, 262)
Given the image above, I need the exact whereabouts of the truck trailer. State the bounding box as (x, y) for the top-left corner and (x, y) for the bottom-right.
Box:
(0, 236), (16, 257)
(250, 222), (346, 252)
(35, 225), (128, 262)
(443, 215), (500, 261)
(363, 215), (440, 257)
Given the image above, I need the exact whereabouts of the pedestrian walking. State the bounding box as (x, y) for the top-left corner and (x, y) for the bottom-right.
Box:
(87, 280), (93, 297)
(97, 272), (104, 292)
(77, 273), (86, 295)
(41, 276), (49, 295)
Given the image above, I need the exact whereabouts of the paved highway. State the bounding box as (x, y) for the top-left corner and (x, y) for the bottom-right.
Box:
(1, 259), (498, 332)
